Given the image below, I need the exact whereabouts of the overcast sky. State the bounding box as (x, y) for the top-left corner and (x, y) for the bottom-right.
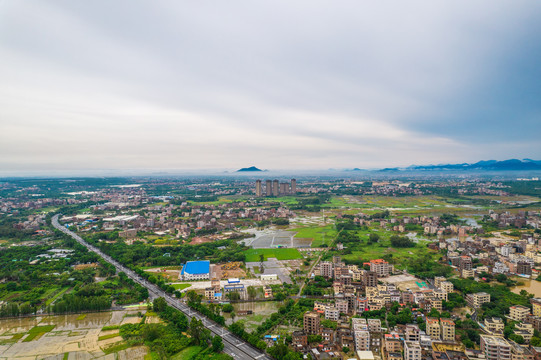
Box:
(1, 1), (540, 175)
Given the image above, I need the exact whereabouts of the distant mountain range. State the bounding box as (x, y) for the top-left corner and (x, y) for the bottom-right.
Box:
(407, 159), (541, 171)
(236, 166), (263, 172)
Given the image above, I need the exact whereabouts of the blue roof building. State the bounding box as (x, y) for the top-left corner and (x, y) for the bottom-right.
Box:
(180, 260), (210, 280)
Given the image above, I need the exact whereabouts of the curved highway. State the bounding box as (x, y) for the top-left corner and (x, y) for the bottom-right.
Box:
(52, 214), (272, 360)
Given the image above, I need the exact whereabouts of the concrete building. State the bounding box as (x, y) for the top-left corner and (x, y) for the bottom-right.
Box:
(441, 318), (455, 342)
(484, 317), (504, 335)
(531, 298), (541, 317)
(336, 299), (348, 315)
(405, 324), (420, 342)
(266, 180), (272, 196)
(369, 259), (392, 277)
(480, 335), (511, 360)
(353, 318), (370, 351)
(368, 319), (382, 332)
(426, 317), (441, 340)
(434, 276), (446, 289)
(304, 312), (320, 335)
(180, 260), (210, 280)
(384, 333), (402, 353)
(255, 180), (262, 197)
(467, 292), (491, 309)
(405, 341), (422, 360)
(279, 182), (288, 195)
(509, 305), (531, 322)
(514, 322), (534, 342)
(517, 262), (532, 275)
(440, 281), (454, 293)
(320, 261), (334, 278)
(324, 306), (339, 321)
(272, 180), (279, 196)
(363, 270), (378, 288)
(291, 179), (297, 194)
(459, 256), (473, 278)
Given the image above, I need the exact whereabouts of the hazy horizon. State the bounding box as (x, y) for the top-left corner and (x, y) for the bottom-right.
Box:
(1, 1), (540, 173)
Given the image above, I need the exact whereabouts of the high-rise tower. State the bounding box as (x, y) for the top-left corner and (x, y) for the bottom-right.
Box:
(266, 180), (272, 196)
(255, 180), (262, 197)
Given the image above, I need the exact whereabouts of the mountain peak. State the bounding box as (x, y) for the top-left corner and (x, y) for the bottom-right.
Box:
(236, 166), (263, 172)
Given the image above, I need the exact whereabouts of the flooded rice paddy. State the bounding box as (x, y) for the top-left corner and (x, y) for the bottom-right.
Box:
(0, 309), (147, 359)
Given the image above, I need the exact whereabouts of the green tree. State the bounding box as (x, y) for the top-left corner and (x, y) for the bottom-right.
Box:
(212, 335), (224, 352)
(188, 317), (210, 346)
(153, 297), (167, 313)
(368, 233), (379, 244)
(247, 286), (257, 300)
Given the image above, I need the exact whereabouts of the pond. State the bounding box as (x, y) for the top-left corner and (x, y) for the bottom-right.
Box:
(512, 278), (541, 297)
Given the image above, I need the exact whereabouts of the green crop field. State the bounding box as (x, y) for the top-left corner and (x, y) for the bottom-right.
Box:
(23, 325), (56, 342)
(244, 248), (302, 262)
(98, 333), (121, 341)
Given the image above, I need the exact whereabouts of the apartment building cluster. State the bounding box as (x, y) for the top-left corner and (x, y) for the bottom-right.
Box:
(297, 309), (459, 360)
(479, 335), (538, 360)
(255, 179), (297, 197)
(352, 213), (479, 237)
(442, 228), (541, 278)
(63, 198), (296, 241)
(486, 210), (541, 230)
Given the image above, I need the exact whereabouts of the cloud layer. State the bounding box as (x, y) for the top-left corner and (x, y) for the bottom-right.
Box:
(1, 1), (540, 174)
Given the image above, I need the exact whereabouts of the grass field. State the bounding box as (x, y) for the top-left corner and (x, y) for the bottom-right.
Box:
(263, 196), (300, 205)
(244, 248), (303, 262)
(291, 225), (337, 247)
(341, 240), (438, 268)
(172, 283), (192, 291)
(171, 346), (204, 360)
(170, 346), (228, 360)
(45, 287), (71, 306)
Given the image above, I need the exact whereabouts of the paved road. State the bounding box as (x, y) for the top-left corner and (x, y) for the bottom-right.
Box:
(52, 214), (272, 360)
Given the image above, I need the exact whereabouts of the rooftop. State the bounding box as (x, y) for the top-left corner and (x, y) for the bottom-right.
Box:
(181, 260), (210, 275)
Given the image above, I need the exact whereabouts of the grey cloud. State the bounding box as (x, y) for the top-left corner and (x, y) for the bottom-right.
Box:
(0, 0), (540, 174)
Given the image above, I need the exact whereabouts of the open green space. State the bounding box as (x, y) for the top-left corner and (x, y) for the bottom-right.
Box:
(291, 225), (337, 247)
(45, 287), (71, 306)
(262, 196), (300, 205)
(187, 197), (235, 206)
(171, 346), (204, 360)
(244, 248), (302, 262)
(170, 345), (230, 360)
(172, 283), (192, 291)
(340, 239), (438, 268)
(322, 195), (455, 212)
